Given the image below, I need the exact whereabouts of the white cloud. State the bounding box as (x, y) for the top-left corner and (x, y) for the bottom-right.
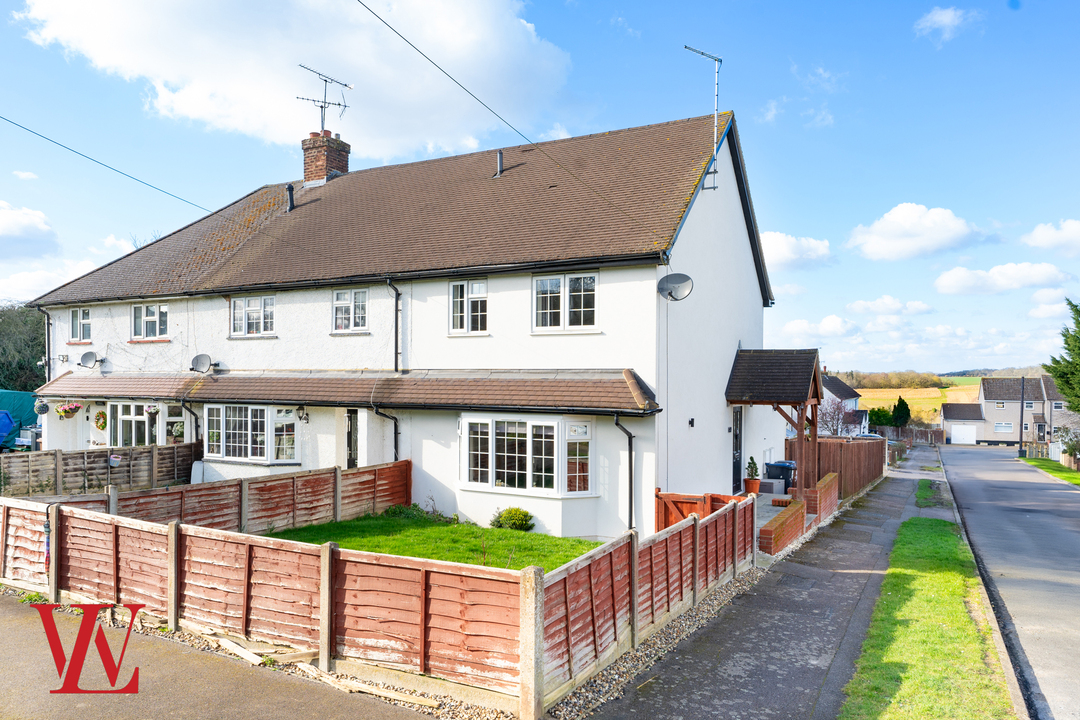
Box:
(802, 104), (834, 128)
(758, 99), (784, 124)
(12, 171), (38, 180)
(934, 262), (1071, 294)
(760, 231), (831, 270)
(847, 295), (933, 315)
(0, 259), (98, 303)
(791, 63), (845, 93)
(865, 314), (907, 333)
(15, 0), (570, 160)
(773, 283), (805, 296)
(610, 16), (640, 37)
(923, 324), (967, 338)
(102, 234), (136, 253)
(1021, 219), (1080, 256)
(1030, 303), (1068, 319)
(848, 203), (981, 260)
(914, 7), (980, 46)
(0, 200), (60, 258)
(782, 314), (857, 338)
(1031, 287), (1066, 304)
(539, 122), (570, 141)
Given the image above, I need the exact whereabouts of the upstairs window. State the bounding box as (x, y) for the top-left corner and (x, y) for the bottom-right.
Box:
(1053, 401), (1064, 410)
(232, 296), (275, 336)
(132, 303), (168, 339)
(450, 280), (487, 333)
(995, 402), (1005, 409)
(1024, 401), (1034, 409)
(333, 289), (368, 332)
(533, 273), (596, 331)
(70, 308), (91, 341)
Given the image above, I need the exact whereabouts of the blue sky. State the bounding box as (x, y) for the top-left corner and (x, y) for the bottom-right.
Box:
(1, 0), (1077, 373)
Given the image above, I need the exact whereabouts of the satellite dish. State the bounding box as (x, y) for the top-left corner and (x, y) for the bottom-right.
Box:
(657, 273), (694, 301)
(190, 354), (219, 373)
(78, 351), (104, 368)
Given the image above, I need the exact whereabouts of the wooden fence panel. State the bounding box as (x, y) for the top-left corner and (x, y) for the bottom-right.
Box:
(0, 500), (49, 587)
(246, 543), (321, 649)
(179, 532), (248, 635)
(785, 438), (885, 500)
(696, 504), (734, 593)
(58, 512), (114, 601)
(637, 519), (694, 638)
(176, 484), (242, 530)
(246, 477), (299, 535)
(293, 472), (336, 528)
(339, 468), (378, 520)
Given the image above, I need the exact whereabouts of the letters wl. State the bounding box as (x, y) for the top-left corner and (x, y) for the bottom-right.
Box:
(33, 604), (143, 694)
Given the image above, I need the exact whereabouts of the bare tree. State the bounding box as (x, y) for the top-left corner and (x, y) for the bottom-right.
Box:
(129, 230), (163, 250)
(819, 397), (849, 436)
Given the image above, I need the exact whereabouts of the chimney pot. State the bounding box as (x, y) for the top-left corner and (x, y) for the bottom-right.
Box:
(322, 129), (332, 137)
(309, 132), (320, 138)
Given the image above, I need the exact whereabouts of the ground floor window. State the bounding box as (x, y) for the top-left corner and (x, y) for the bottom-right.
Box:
(994, 422), (1013, 433)
(463, 415), (592, 495)
(109, 403), (158, 447)
(204, 404), (299, 464)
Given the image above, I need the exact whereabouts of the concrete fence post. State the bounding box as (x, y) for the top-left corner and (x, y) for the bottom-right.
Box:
(628, 530), (640, 648)
(319, 542), (338, 672)
(106, 485), (118, 516)
(167, 521), (180, 631)
(691, 513), (701, 607)
(54, 449), (63, 495)
(240, 480), (250, 533)
(518, 565), (545, 720)
(751, 494), (760, 569)
(333, 466), (342, 523)
(48, 503), (60, 602)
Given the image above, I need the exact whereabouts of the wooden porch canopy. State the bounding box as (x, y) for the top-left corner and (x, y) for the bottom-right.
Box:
(725, 349), (824, 497)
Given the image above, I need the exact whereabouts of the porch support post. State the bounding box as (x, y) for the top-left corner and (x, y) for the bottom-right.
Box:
(796, 404), (807, 500)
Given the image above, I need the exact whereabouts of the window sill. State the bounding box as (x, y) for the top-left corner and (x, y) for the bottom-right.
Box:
(459, 483), (598, 500)
(227, 335), (279, 340)
(203, 457), (301, 466)
(447, 332), (491, 338)
(129, 338), (171, 344)
(66, 341), (92, 346)
(530, 328), (603, 336)
(329, 330), (371, 336)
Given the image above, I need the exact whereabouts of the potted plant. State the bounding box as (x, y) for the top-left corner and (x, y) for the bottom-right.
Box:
(744, 456), (760, 494)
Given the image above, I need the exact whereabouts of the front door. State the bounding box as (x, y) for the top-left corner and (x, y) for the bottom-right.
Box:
(732, 406), (743, 494)
(1037, 424), (1046, 442)
(346, 409), (359, 469)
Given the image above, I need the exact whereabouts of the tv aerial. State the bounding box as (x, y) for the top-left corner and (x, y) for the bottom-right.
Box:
(296, 64), (353, 132)
(684, 45), (722, 150)
(657, 273), (694, 301)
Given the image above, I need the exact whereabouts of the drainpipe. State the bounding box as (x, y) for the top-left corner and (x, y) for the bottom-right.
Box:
(371, 406), (399, 461)
(386, 278), (401, 373)
(614, 415), (635, 531)
(36, 307), (52, 383)
(179, 399), (201, 441)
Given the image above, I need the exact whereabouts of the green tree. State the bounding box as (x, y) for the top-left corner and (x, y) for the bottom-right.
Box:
(0, 302), (46, 392)
(1044, 298), (1080, 413)
(868, 407), (892, 426)
(892, 396), (911, 427)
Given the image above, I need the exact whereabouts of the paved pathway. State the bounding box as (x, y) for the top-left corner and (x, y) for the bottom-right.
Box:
(941, 445), (1080, 720)
(0, 594), (425, 720)
(590, 444), (945, 720)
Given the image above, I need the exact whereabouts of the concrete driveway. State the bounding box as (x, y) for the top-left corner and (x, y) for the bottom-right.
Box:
(0, 593), (425, 720)
(941, 445), (1080, 720)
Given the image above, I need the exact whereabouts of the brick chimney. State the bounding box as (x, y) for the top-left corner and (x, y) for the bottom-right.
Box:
(301, 129), (350, 186)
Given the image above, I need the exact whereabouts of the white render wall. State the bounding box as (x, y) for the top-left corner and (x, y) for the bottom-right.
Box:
(655, 135), (782, 495)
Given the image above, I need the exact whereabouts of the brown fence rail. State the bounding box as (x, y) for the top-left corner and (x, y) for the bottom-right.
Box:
(785, 437), (885, 499)
(0, 443), (201, 498)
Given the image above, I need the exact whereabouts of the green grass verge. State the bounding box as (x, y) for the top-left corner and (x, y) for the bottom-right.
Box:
(1022, 457), (1080, 485)
(915, 479), (936, 508)
(269, 514), (601, 572)
(839, 518), (1015, 720)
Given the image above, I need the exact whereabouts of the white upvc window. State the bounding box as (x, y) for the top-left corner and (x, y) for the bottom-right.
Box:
(532, 273), (596, 331)
(1053, 401), (1064, 410)
(1023, 422), (1030, 431)
(449, 279), (487, 333)
(108, 403), (158, 447)
(994, 422), (1013, 433)
(462, 416), (592, 495)
(332, 289), (368, 332)
(1024, 401), (1034, 409)
(231, 296), (275, 336)
(132, 303), (168, 338)
(70, 308), (91, 341)
(203, 404), (298, 464)
(995, 402), (1005, 409)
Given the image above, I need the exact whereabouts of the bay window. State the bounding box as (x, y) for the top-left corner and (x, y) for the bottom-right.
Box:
(532, 273), (596, 331)
(231, 296), (275, 336)
(204, 404), (299, 463)
(463, 416), (592, 495)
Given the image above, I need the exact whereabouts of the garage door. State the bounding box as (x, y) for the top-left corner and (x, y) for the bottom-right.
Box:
(951, 424), (976, 445)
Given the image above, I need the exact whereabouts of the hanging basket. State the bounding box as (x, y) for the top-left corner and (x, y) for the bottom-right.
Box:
(60, 409), (78, 419)
(34, 400), (50, 415)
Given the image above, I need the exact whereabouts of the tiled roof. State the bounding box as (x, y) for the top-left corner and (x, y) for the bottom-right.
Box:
(941, 403), (984, 421)
(821, 375), (861, 401)
(1031, 413), (1047, 424)
(981, 377), (1045, 401)
(726, 349), (820, 405)
(32, 114), (772, 308)
(36, 369), (659, 416)
(1042, 375), (1065, 402)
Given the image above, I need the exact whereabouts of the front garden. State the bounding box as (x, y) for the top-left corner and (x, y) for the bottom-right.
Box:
(269, 504), (601, 571)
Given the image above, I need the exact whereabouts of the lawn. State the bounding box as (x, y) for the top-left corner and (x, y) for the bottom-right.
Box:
(858, 385), (980, 419)
(268, 510), (601, 572)
(840, 518), (1015, 720)
(1022, 457), (1080, 486)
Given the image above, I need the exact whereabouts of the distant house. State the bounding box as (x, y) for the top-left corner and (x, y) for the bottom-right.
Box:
(30, 113), (792, 541)
(942, 376), (1074, 446)
(820, 375), (867, 435)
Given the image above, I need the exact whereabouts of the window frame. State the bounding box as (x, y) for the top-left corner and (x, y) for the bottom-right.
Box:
(230, 296), (276, 337)
(1024, 401), (1034, 410)
(131, 303), (169, 339)
(69, 307), (91, 342)
(107, 402), (159, 447)
(203, 404), (300, 464)
(1053, 401), (1064, 411)
(531, 272), (598, 332)
(448, 279), (488, 334)
(995, 401), (1005, 409)
(332, 288), (369, 333)
(994, 422), (1013, 433)
(460, 415), (594, 497)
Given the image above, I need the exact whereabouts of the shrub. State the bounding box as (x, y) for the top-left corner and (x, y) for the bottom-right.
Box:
(382, 503), (430, 521)
(490, 507), (535, 532)
(745, 456), (759, 479)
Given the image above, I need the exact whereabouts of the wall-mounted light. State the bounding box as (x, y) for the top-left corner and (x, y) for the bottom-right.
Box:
(296, 406), (310, 424)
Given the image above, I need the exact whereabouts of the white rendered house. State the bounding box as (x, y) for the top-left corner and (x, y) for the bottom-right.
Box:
(32, 114), (786, 540)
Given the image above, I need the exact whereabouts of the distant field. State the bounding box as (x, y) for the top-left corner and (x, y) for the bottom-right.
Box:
(857, 383), (980, 416)
(945, 377), (982, 386)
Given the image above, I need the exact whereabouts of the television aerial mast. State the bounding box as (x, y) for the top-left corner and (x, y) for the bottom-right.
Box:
(683, 46), (722, 149)
(296, 64), (353, 132)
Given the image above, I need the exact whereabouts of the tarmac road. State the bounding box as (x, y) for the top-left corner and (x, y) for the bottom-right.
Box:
(941, 445), (1080, 720)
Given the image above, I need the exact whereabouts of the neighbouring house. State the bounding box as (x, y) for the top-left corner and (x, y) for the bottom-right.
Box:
(819, 374), (867, 435)
(943, 376), (1074, 446)
(30, 113), (790, 540)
